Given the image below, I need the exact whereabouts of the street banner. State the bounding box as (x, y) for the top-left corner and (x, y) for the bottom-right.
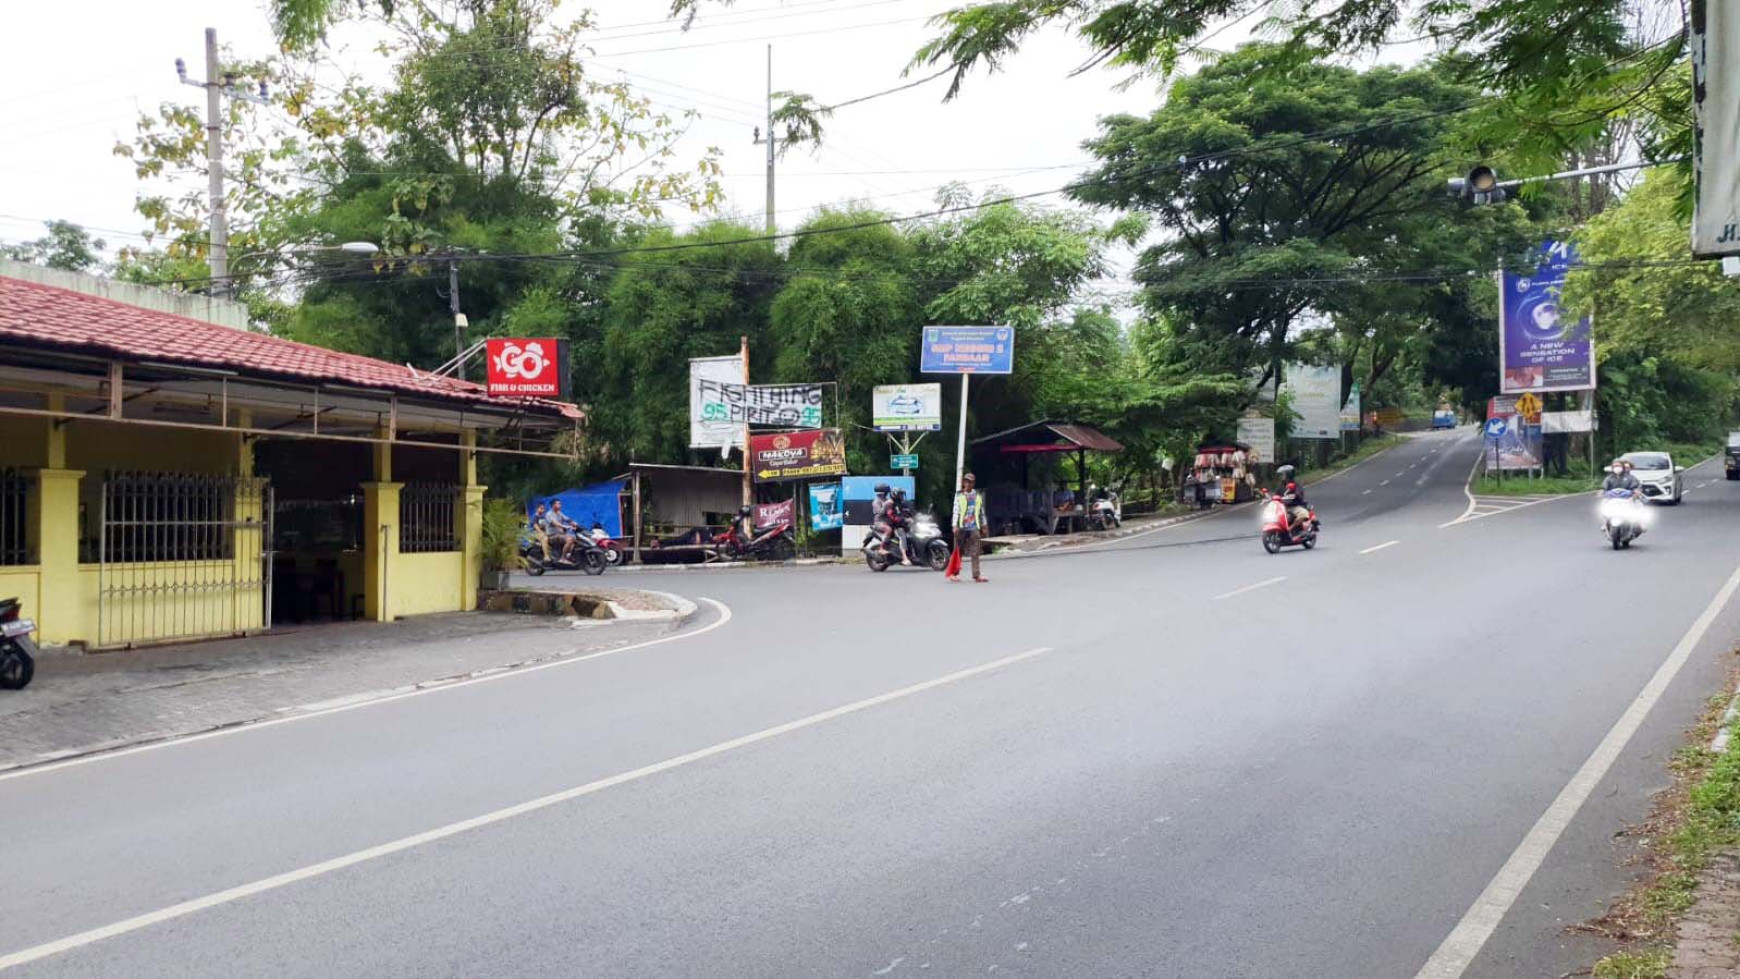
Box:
(1485, 395), (1543, 470)
(689, 355), (745, 450)
(1500, 241), (1596, 393)
(873, 383), (943, 431)
(696, 379), (824, 430)
(808, 482), (843, 532)
(1340, 384), (1362, 432)
(1236, 415), (1275, 465)
(920, 326), (1015, 374)
(1284, 363), (1341, 440)
(753, 498), (795, 531)
(839, 475), (914, 556)
(485, 338), (567, 398)
(1692, 0), (1740, 256)
(750, 429), (848, 482)
(1541, 409), (1595, 434)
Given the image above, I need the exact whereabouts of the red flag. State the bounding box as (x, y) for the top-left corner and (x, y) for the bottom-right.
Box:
(944, 546), (961, 578)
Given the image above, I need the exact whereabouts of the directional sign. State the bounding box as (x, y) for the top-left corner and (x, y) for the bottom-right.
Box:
(920, 325), (1015, 374)
(1514, 392), (1542, 419)
(891, 453), (919, 470)
(1484, 417), (1508, 439)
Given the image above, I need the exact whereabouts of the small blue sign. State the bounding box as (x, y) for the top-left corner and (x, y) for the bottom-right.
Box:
(920, 326), (1015, 374)
(1484, 417), (1508, 439)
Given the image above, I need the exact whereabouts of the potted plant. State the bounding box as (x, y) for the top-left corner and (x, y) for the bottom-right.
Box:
(479, 498), (526, 592)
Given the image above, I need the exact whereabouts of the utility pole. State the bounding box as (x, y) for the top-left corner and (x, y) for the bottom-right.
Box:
(448, 258), (468, 381)
(750, 45), (776, 235)
(176, 28), (267, 298)
(740, 335), (753, 506)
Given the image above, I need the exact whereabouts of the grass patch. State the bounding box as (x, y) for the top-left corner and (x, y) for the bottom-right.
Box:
(1303, 434), (1402, 481)
(1586, 673), (1740, 979)
(1473, 473), (1602, 497)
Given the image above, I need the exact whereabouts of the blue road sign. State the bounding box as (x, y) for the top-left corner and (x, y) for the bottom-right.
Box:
(920, 326), (1015, 374)
(1484, 417), (1508, 439)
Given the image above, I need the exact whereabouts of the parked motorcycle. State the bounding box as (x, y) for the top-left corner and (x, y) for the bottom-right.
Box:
(1260, 492), (1319, 553)
(864, 510), (951, 572)
(0, 597), (37, 690)
(1601, 489), (1649, 550)
(1087, 486), (1122, 531)
(716, 518), (796, 562)
(520, 534), (607, 576)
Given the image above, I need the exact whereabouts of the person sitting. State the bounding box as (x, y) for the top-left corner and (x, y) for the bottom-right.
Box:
(1276, 465), (1310, 536)
(530, 503), (559, 562)
(1053, 484), (1076, 511)
(548, 499), (579, 561)
(888, 487), (913, 566)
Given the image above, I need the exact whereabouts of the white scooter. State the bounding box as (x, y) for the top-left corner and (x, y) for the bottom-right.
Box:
(1087, 486), (1121, 531)
(1600, 490), (1649, 550)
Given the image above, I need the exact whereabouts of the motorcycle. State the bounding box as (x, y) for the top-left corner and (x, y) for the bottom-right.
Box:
(716, 519), (796, 562)
(1087, 489), (1122, 531)
(864, 510), (951, 572)
(1601, 490), (1649, 550)
(520, 534), (607, 576)
(0, 597), (37, 690)
(589, 529), (629, 566)
(1260, 492), (1319, 553)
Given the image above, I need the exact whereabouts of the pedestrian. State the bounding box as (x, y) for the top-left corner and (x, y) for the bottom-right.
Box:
(948, 472), (988, 583)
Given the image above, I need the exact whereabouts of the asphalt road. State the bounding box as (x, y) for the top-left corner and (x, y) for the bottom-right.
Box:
(5, 429), (1740, 978)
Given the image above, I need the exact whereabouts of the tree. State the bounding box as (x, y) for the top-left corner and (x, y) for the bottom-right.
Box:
(1, 221), (106, 272)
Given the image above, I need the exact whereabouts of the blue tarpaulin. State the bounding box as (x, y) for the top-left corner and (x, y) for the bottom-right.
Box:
(528, 480), (624, 538)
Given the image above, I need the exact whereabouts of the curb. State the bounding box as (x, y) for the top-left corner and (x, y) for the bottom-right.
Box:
(603, 557), (843, 574)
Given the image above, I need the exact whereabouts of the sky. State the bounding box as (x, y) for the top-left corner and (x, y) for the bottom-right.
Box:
(0, 0), (1220, 284)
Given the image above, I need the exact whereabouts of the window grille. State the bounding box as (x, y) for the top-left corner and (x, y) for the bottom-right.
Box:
(399, 482), (459, 553)
(0, 469), (30, 566)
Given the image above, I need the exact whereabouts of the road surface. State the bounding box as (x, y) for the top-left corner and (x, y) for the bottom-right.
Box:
(4, 429), (1738, 978)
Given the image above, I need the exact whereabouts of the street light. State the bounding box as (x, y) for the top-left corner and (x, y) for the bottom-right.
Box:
(1448, 165), (1507, 205)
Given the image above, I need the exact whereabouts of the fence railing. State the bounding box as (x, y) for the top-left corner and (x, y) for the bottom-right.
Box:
(399, 482), (459, 553)
(99, 472), (237, 564)
(0, 469), (31, 566)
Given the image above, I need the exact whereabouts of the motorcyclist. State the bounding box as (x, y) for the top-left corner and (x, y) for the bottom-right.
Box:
(736, 504), (755, 542)
(1601, 459), (1644, 532)
(869, 482), (893, 550)
(887, 487), (913, 566)
(1276, 465), (1311, 537)
(548, 499), (580, 561)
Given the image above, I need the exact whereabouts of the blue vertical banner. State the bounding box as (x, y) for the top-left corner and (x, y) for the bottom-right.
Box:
(808, 482), (843, 532)
(1500, 241), (1596, 393)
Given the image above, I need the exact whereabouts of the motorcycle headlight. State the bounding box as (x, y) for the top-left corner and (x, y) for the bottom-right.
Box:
(1599, 498), (1630, 519)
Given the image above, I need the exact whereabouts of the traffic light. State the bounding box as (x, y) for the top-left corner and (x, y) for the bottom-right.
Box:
(1447, 165), (1508, 205)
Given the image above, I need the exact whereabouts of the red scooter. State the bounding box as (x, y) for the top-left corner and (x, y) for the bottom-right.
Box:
(715, 513), (796, 562)
(1261, 491), (1319, 553)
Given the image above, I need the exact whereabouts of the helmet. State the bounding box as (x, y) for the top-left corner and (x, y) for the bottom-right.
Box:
(738, 505), (752, 517)
(892, 488), (906, 501)
(1276, 465), (1296, 480)
(874, 483), (891, 495)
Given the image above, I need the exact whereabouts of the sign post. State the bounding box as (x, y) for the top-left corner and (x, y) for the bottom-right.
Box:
(919, 326), (1015, 492)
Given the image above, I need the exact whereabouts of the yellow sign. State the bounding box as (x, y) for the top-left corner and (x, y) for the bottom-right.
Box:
(1514, 393), (1542, 419)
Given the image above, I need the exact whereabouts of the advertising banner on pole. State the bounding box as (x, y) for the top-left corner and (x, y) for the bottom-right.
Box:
(920, 326), (1015, 374)
(1236, 415), (1275, 465)
(839, 476), (914, 557)
(485, 338), (568, 398)
(808, 482), (843, 532)
(689, 355), (745, 450)
(873, 383), (943, 431)
(750, 429), (848, 482)
(753, 498), (795, 531)
(1284, 363), (1341, 440)
(695, 379), (825, 429)
(1485, 395), (1543, 470)
(1692, 0), (1740, 257)
(1340, 384), (1361, 432)
(1500, 241), (1596, 393)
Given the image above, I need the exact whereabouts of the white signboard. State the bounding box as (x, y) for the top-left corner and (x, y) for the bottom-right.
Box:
(689, 355), (745, 450)
(1284, 363), (1341, 440)
(1340, 384), (1361, 432)
(872, 383), (943, 432)
(1236, 415), (1276, 465)
(1693, 0), (1740, 257)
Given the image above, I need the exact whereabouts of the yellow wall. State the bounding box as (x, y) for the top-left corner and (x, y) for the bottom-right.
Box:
(68, 421), (235, 475)
(0, 568), (41, 638)
(76, 562), (264, 647)
(388, 552), (464, 618)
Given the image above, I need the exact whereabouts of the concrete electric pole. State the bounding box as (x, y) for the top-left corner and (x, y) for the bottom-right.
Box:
(750, 45), (776, 235)
(176, 28), (268, 297)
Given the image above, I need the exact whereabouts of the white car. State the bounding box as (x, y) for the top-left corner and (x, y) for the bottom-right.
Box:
(1620, 451), (1684, 504)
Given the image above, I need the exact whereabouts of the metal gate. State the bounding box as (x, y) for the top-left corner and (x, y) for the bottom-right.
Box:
(97, 473), (273, 648)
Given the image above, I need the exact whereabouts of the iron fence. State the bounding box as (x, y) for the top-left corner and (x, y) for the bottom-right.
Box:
(400, 482), (459, 553)
(0, 469), (30, 566)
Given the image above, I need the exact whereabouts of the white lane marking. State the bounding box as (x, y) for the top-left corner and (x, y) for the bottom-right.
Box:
(0, 599), (735, 785)
(0, 645), (1053, 971)
(1212, 576), (1286, 600)
(1380, 479), (1391, 486)
(1362, 489), (1372, 495)
(1359, 540), (1400, 555)
(1414, 560), (1740, 979)
(1395, 471), (1407, 478)
(1438, 494), (1573, 529)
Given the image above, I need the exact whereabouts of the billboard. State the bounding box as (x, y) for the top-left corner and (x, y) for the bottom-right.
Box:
(694, 380), (825, 430)
(1236, 415), (1275, 465)
(808, 482), (843, 532)
(873, 383), (943, 431)
(1485, 395), (1543, 471)
(750, 429), (848, 482)
(1284, 363), (1341, 440)
(753, 498), (795, 531)
(1693, 0), (1740, 257)
(485, 338), (567, 398)
(839, 476), (914, 557)
(920, 326), (1015, 374)
(1500, 241), (1596, 393)
(689, 355), (744, 450)
(1340, 384), (1361, 432)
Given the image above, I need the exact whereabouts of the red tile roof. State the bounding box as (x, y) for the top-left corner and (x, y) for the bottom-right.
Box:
(0, 275), (580, 420)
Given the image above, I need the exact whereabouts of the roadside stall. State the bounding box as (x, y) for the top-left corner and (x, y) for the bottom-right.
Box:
(969, 421), (1123, 535)
(1184, 441), (1259, 507)
(622, 463), (742, 564)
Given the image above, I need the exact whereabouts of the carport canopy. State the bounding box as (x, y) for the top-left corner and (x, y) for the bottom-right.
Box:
(972, 421), (1123, 454)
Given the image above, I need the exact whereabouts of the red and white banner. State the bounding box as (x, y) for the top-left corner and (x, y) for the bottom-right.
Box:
(753, 499), (795, 530)
(485, 338), (563, 397)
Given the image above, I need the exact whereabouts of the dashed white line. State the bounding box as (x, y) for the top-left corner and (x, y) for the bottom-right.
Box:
(0, 645), (1055, 971)
(1381, 479), (1391, 486)
(1359, 540), (1400, 555)
(1363, 489), (1373, 495)
(1415, 560), (1740, 979)
(1213, 576), (1286, 600)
